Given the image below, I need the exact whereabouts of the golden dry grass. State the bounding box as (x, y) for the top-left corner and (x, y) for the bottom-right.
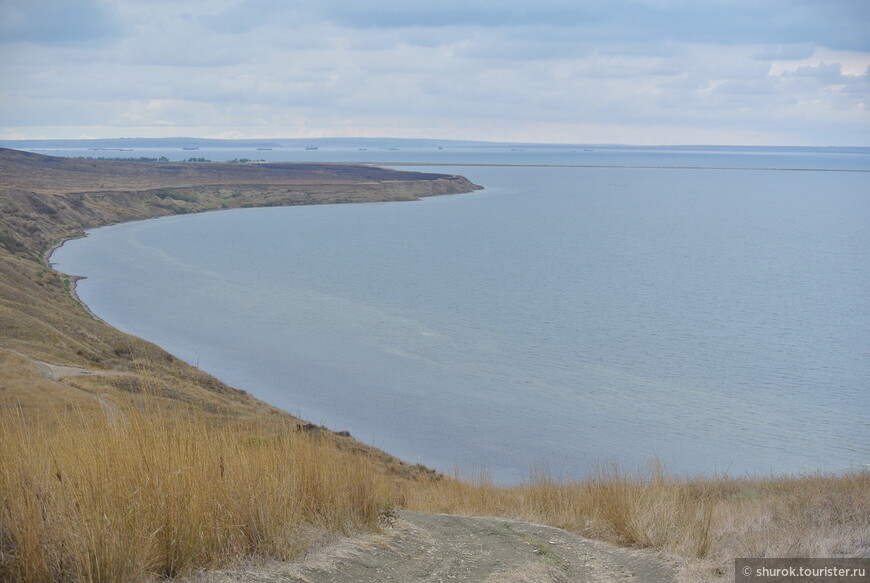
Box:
(0, 405), (397, 583)
(401, 463), (870, 580)
(0, 352), (102, 417)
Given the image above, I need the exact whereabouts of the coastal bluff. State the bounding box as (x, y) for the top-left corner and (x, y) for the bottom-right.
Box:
(0, 148), (481, 260)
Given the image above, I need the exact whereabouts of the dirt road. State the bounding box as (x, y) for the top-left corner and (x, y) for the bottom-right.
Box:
(188, 511), (676, 583)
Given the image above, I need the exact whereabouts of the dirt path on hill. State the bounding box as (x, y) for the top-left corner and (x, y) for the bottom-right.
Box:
(1, 347), (122, 422)
(32, 357), (122, 423)
(187, 511), (676, 583)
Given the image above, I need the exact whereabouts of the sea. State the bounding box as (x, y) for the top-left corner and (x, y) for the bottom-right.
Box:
(47, 144), (870, 483)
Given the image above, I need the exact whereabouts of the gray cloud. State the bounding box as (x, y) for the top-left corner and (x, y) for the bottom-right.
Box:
(0, 0), (868, 145)
(0, 0), (121, 45)
(177, 0), (870, 52)
(292, 0), (870, 50)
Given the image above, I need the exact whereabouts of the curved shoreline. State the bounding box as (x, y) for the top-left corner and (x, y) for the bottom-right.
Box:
(40, 159), (870, 482)
(0, 148), (481, 431)
(63, 274), (104, 323)
(45, 233), (108, 323)
(40, 175), (483, 357)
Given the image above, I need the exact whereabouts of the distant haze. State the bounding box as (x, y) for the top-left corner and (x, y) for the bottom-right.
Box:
(1, 0), (868, 146)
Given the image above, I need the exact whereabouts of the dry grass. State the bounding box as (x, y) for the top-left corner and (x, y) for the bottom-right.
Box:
(0, 352), (102, 417)
(402, 463), (870, 579)
(0, 405), (397, 583)
(4, 408), (865, 583)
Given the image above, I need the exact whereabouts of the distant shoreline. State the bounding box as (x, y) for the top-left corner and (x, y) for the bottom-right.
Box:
(2, 137), (869, 155)
(374, 161), (870, 172)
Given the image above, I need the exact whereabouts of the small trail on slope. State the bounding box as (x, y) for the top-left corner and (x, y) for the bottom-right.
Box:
(1, 347), (123, 423)
(186, 511), (676, 583)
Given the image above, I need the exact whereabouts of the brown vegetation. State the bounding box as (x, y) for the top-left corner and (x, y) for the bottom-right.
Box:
(403, 465), (870, 579)
(0, 404), (397, 582)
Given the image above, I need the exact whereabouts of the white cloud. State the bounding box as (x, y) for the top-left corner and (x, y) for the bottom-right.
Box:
(770, 47), (870, 77)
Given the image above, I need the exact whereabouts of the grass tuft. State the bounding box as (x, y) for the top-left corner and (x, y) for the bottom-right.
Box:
(402, 462), (870, 577)
(0, 406), (396, 582)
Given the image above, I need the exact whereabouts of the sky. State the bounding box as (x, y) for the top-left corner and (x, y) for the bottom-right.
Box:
(1, 0), (868, 146)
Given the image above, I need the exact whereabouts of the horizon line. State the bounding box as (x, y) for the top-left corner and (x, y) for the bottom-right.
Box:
(1, 137), (868, 151)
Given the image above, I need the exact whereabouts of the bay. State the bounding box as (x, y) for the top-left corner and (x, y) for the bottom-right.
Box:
(50, 149), (870, 482)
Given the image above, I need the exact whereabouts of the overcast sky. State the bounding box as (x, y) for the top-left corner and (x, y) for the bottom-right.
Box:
(1, 0), (868, 145)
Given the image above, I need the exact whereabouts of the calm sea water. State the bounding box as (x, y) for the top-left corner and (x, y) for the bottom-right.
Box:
(50, 148), (870, 482)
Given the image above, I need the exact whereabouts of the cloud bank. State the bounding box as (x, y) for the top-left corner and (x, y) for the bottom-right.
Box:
(1, 0), (867, 144)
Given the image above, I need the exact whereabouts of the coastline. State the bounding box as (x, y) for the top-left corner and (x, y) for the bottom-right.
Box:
(37, 175), (482, 374)
(10, 148), (868, 478)
(44, 236), (96, 320)
(0, 148), (480, 425)
(62, 274), (104, 323)
(29, 173), (485, 481)
(40, 157), (870, 481)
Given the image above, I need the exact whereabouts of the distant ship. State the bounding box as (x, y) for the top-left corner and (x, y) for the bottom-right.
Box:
(182, 146), (199, 150)
(256, 147), (272, 150)
(305, 145), (319, 150)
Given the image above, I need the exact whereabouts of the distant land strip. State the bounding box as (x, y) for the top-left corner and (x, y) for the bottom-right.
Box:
(362, 162), (870, 172)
